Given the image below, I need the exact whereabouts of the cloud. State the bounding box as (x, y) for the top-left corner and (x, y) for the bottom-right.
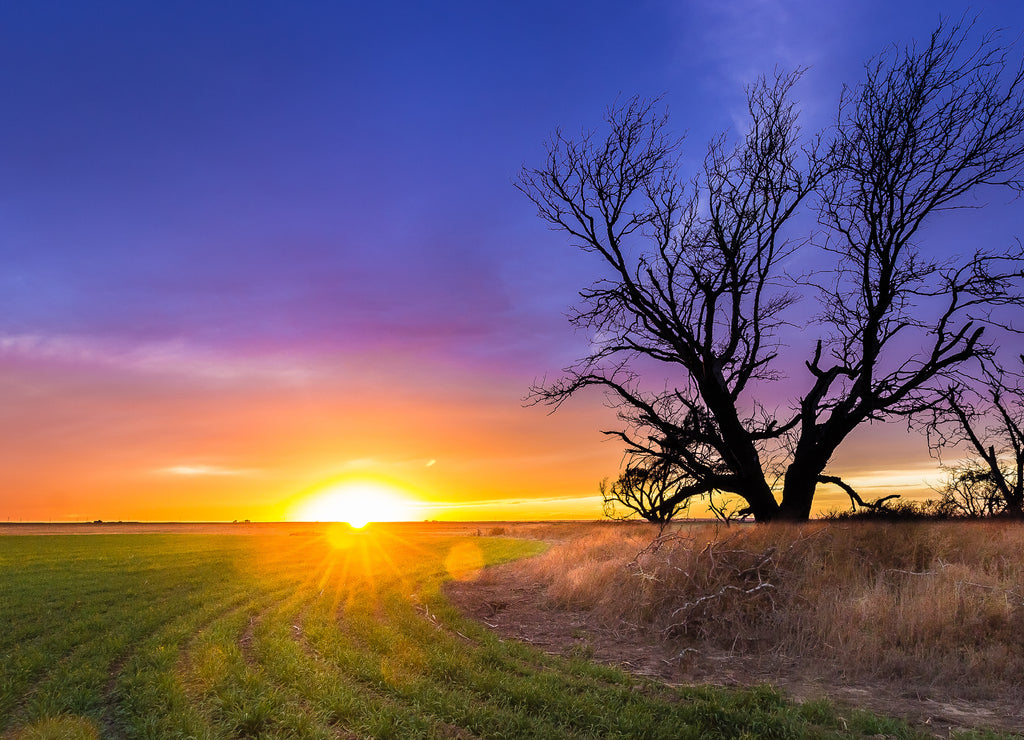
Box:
(840, 467), (943, 492)
(0, 332), (316, 384)
(157, 465), (254, 477)
(686, 0), (839, 83)
(425, 493), (601, 511)
(668, 0), (861, 133)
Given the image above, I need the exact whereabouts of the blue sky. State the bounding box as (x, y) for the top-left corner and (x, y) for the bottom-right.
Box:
(1, 1), (1023, 521)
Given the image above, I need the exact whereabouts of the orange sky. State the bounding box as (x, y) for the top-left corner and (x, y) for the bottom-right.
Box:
(0, 341), (616, 522)
(0, 339), (947, 523)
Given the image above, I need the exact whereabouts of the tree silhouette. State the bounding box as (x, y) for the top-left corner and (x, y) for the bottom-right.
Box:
(520, 20), (1024, 522)
(933, 460), (1007, 517)
(928, 358), (1024, 516)
(600, 453), (706, 523)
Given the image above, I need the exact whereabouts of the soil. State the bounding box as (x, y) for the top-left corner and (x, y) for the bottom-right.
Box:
(446, 559), (1024, 739)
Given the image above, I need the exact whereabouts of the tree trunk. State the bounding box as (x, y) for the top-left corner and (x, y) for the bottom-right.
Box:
(741, 481), (781, 522)
(1003, 489), (1024, 518)
(775, 459), (824, 521)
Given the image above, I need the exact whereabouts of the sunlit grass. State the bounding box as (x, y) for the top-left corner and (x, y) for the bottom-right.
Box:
(513, 521), (1024, 700)
(0, 525), (946, 738)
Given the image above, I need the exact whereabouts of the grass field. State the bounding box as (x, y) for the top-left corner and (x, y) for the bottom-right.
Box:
(0, 523), (994, 739)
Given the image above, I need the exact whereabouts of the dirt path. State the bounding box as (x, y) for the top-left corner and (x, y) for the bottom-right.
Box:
(446, 559), (1024, 739)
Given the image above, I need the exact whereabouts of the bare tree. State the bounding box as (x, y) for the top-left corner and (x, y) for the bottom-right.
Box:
(601, 454), (704, 523)
(929, 359), (1024, 516)
(932, 460), (1006, 517)
(520, 20), (1024, 522)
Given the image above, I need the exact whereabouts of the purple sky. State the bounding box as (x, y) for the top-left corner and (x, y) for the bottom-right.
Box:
(2, 1), (1023, 521)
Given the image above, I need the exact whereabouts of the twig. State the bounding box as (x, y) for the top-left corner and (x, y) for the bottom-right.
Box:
(955, 580), (1024, 603)
(669, 582), (777, 618)
(884, 569), (935, 576)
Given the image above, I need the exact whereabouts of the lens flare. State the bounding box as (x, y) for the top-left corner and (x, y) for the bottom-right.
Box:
(291, 479), (418, 528)
(444, 541), (484, 581)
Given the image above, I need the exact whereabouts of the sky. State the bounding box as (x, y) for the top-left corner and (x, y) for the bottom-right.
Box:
(2, 0), (1023, 522)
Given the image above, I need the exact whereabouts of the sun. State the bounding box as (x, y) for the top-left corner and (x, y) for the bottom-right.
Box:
(290, 478), (418, 528)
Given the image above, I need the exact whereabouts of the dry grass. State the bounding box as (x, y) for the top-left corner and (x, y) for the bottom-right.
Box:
(506, 521), (1024, 700)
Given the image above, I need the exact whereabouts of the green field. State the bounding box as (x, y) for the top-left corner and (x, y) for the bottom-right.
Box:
(0, 526), (937, 739)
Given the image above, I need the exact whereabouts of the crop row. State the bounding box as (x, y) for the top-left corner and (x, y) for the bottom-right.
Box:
(0, 528), (931, 739)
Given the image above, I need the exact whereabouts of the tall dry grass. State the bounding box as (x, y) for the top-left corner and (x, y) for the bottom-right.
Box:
(510, 521), (1024, 699)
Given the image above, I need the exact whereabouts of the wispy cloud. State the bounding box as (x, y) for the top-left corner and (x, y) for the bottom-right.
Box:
(670, 0), (862, 133)
(687, 0), (850, 83)
(841, 467), (943, 492)
(327, 457), (443, 472)
(157, 465), (255, 477)
(424, 493), (602, 511)
(0, 333), (316, 384)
